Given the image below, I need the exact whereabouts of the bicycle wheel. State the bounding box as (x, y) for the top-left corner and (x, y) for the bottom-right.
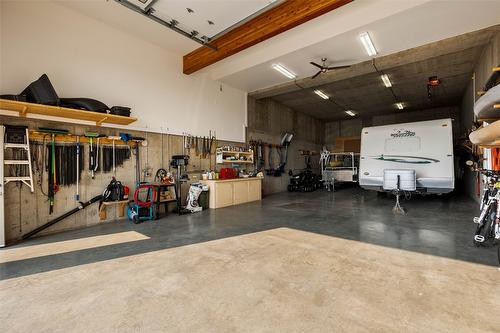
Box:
(474, 204), (495, 246)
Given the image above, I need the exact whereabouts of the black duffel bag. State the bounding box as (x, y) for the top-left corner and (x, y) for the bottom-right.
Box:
(0, 94), (27, 102)
(60, 98), (109, 113)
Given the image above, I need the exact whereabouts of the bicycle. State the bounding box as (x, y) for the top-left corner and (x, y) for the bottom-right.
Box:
(467, 161), (500, 264)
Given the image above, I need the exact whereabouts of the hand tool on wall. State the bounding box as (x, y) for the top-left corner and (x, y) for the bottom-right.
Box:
(204, 136), (208, 158)
(210, 131), (217, 154)
(38, 128), (69, 214)
(134, 142), (140, 185)
(50, 134), (57, 213)
(85, 132), (99, 178)
(195, 136), (199, 156)
(95, 134), (106, 173)
(197, 136), (202, 159)
(182, 133), (186, 155)
(108, 136), (121, 176)
(130, 136), (146, 186)
(75, 136), (80, 201)
(208, 131), (214, 155)
(200, 136), (203, 158)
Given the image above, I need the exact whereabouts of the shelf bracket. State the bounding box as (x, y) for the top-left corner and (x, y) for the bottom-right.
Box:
(96, 116), (108, 126)
(19, 106), (28, 117)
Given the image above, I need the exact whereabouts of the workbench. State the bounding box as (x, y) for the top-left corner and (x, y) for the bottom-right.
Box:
(151, 183), (178, 219)
(201, 177), (262, 209)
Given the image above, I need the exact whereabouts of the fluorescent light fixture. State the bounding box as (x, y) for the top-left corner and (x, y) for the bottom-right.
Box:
(314, 89), (329, 100)
(380, 74), (392, 87)
(272, 64), (296, 79)
(396, 102), (404, 110)
(345, 110), (356, 116)
(359, 32), (377, 56)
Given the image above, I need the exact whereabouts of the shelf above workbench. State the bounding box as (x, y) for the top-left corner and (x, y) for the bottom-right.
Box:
(0, 99), (137, 127)
(216, 148), (254, 165)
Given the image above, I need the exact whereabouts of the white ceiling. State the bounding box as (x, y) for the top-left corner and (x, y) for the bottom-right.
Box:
(60, 0), (198, 55)
(217, 0), (500, 92)
(150, 0), (281, 39)
(61, 0), (281, 55)
(61, 0), (500, 94)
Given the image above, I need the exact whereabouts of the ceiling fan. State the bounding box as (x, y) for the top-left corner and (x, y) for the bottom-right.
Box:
(310, 58), (350, 79)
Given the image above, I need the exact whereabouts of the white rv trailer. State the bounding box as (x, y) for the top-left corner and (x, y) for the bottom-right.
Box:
(359, 118), (454, 194)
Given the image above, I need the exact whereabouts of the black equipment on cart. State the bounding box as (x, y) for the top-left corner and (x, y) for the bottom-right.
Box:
(170, 155), (190, 215)
(170, 155), (189, 167)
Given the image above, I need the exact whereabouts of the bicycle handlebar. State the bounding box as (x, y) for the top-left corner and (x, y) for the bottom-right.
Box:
(475, 168), (500, 178)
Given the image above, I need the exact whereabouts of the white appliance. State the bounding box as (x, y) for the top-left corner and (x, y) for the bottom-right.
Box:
(359, 118), (454, 194)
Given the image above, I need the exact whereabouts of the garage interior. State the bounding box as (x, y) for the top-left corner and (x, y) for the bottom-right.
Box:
(1, 0), (499, 331)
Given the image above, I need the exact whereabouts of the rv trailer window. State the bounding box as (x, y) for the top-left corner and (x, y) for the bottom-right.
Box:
(384, 137), (421, 152)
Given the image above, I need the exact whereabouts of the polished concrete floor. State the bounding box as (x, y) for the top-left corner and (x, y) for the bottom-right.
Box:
(1, 187), (499, 332)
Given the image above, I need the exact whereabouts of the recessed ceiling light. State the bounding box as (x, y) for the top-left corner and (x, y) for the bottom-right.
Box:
(272, 64), (296, 79)
(396, 102), (404, 110)
(345, 110), (356, 116)
(380, 74), (392, 87)
(359, 32), (377, 57)
(314, 89), (329, 100)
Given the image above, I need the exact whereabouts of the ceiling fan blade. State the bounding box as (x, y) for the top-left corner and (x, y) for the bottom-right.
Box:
(311, 71), (322, 79)
(310, 62), (324, 69)
(327, 65), (351, 70)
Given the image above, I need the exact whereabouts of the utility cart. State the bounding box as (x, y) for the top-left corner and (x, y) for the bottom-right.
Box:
(320, 150), (360, 191)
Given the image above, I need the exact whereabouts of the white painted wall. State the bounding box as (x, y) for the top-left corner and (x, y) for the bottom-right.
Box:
(0, 1), (247, 142)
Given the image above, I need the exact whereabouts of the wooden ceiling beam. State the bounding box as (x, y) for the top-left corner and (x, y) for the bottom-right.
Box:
(182, 0), (353, 75)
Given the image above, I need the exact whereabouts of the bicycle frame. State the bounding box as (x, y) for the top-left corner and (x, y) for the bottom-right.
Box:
(473, 171), (500, 244)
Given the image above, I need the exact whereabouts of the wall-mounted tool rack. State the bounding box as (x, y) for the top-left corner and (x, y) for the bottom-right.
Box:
(28, 130), (138, 147)
(0, 99), (137, 127)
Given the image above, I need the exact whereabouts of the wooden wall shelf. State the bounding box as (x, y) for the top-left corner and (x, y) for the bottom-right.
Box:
(216, 149), (254, 165)
(0, 99), (137, 127)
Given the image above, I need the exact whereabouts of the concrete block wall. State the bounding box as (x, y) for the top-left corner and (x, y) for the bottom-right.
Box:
(372, 106), (462, 137)
(324, 106), (461, 151)
(0, 115), (237, 243)
(247, 97), (324, 195)
(324, 118), (365, 151)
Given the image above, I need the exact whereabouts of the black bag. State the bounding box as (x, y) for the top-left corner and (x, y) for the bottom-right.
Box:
(0, 94), (27, 102)
(21, 74), (59, 106)
(110, 106), (131, 117)
(60, 98), (109, 113)
(102, 178), (125, 202)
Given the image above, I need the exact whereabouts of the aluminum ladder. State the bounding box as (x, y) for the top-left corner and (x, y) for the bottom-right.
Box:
(3, 127), (34, 192)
